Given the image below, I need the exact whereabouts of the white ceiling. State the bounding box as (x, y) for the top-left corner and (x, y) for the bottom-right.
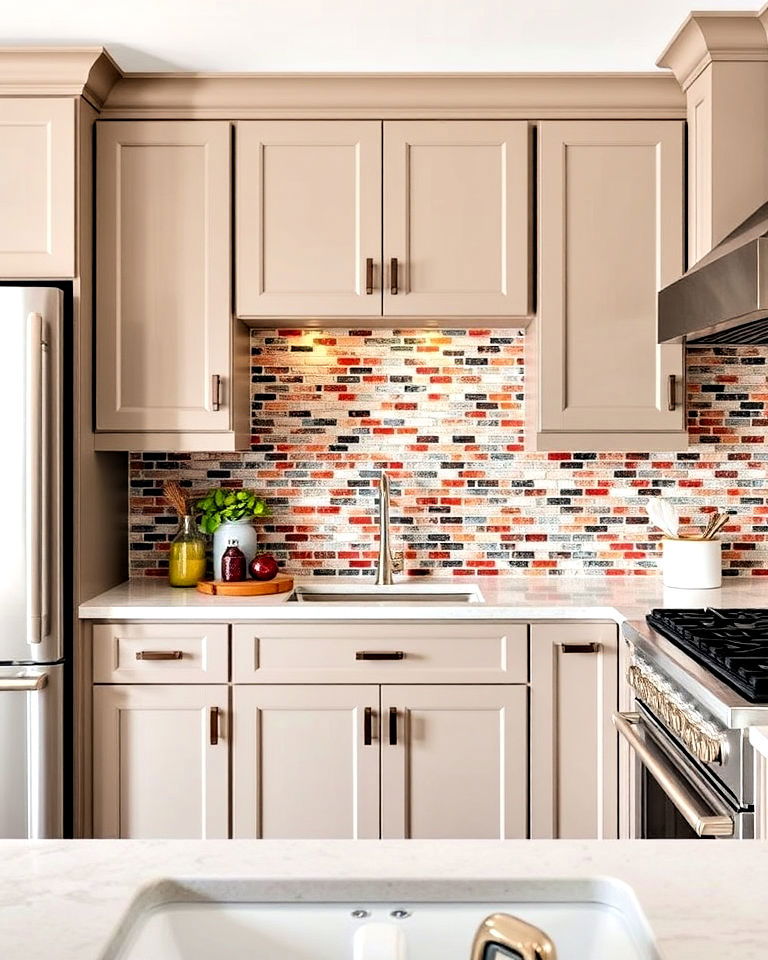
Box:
(0, 0), (763, 73)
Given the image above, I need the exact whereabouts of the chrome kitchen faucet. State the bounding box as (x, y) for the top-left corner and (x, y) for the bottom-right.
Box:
(375, 471), (404, 586)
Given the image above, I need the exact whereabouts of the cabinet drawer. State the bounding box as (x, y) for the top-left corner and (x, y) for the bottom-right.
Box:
(93, 623), (229, 683)
(232, 622), (527, 684)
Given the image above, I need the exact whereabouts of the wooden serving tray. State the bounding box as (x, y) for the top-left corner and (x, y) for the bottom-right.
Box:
(196, 574), (294, 597)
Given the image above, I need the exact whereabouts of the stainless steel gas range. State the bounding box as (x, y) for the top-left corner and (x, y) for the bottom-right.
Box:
(619, 609), (768, 840)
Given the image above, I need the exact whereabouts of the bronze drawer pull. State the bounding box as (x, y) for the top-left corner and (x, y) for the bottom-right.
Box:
(135, 650), (183, 661)
(210, 706), (220, 745)
(390, 257), (399, 295)
(559, 642), (600, 654)
(365, 257), (374, 295)
(389, 707), (398, 746)
(363, 706), (374, 746)
(356, 651), (405, 661)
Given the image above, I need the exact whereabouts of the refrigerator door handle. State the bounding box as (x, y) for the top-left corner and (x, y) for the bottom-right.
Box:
(25, 312), (48, 645)
(0, 672), (48, 692)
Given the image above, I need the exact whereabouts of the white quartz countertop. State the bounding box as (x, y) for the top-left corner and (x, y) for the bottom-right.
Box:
(1, 838), (766, 960)
(79, 575), (768, 622)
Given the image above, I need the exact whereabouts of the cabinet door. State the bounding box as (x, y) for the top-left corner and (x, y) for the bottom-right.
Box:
(535, 120), (685, 447)
(529, 623), (618, 839)
(93, 684), (228, 839)
(232, 684), (380, 839)
(96, 121), (233, 434)
(383, 121), (531, 317)
(381, 684), (527, 839)
(0, 99), (74, 277)
(236, 121), (382, 318)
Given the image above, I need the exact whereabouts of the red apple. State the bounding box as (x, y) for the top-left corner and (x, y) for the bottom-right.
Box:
(249, 554), (279, 581)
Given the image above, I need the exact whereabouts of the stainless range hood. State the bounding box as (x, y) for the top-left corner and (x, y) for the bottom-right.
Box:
(658, 200), (768, 345)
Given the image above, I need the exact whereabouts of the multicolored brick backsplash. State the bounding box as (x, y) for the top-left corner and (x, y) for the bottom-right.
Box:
(129, 329), (768, 579)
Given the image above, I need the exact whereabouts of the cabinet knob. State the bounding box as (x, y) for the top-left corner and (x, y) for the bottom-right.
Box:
(365, 257), (375, 295)
(390, 257), (399, 295)
(559, 642), (600, 654)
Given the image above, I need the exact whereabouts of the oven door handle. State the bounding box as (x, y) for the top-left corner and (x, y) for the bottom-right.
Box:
(613, 711), (735, 838)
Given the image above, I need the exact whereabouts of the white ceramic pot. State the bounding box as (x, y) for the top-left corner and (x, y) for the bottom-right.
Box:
(212, 519), (258, 579)
(661, 538), (722, 589)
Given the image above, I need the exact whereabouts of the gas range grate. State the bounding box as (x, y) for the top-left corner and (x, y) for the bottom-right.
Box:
(646, 608), (768, 703)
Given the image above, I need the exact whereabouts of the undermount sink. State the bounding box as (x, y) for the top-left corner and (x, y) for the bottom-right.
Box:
(106, 880), (660, 960)
(293, 583), (485, 604)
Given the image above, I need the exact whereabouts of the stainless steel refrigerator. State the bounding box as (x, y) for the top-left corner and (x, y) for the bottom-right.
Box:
(0, 287), (65, 838)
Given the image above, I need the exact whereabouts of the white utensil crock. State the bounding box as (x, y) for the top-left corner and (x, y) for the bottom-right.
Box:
(661, 538), (722, 589)
(212, 519), (258, 579)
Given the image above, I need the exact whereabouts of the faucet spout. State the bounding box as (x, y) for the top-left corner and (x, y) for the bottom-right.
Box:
(375, 471), (404, 586)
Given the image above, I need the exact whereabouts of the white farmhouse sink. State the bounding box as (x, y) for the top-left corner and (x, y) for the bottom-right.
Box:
(104, 880), (659, 960)
(294, 583), (485, 604)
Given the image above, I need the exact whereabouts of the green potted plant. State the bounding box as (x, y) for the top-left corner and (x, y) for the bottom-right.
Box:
(197, 488), (268, 579)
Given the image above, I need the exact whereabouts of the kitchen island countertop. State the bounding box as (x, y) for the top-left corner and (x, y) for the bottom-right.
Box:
(1, 838), (766, 960)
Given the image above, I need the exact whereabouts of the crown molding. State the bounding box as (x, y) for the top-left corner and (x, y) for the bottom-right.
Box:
(657, 12), (768, 90)
(0, 47), (123, 108)
(99, 72), (684, 119)
(0, 48), (685, 119)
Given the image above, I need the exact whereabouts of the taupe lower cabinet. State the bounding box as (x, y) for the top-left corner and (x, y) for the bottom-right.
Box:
(232, 684), (381, 839)
(532, 120), (686, 451)
(95, 120), (248, 451)
(93, 684), (229, 839)
(232, 683), (527, 840)
(90, 619), (615, 840)
(529, 622), (619, 839)
(378, 684), (528, 840)
(236, 120), (531, 319)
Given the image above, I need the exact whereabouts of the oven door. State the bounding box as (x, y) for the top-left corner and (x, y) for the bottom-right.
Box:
(614, 708), (738, 839)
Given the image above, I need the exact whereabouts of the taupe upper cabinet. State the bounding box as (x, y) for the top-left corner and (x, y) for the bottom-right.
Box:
(95, 120), (249, 451)
(383, 121), (531, 318)
(532, 120), (686, 451)
(236, 120), (531, 320)
(236, 121), (382, 318)
(0, 99), (75, 278)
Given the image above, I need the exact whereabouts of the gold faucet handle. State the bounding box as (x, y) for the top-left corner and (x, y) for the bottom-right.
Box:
(392, 551), (405, 572)
(470, 913), (556, 960)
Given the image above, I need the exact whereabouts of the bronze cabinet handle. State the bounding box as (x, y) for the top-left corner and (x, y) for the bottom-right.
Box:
(356, 651), (405, 661)
(471, 913), (556, 960)
(559, 642), (600, 654)
(390, 257), (399, 295)
(365, 257), (374, 295)
(211, 374), (222, 411)
(667, 373), (677, 412)
(135, 650), (183, 661)
(389, 707), (398, 746)
(210, 706), (220, 745)
(363, 706), (374, 746)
